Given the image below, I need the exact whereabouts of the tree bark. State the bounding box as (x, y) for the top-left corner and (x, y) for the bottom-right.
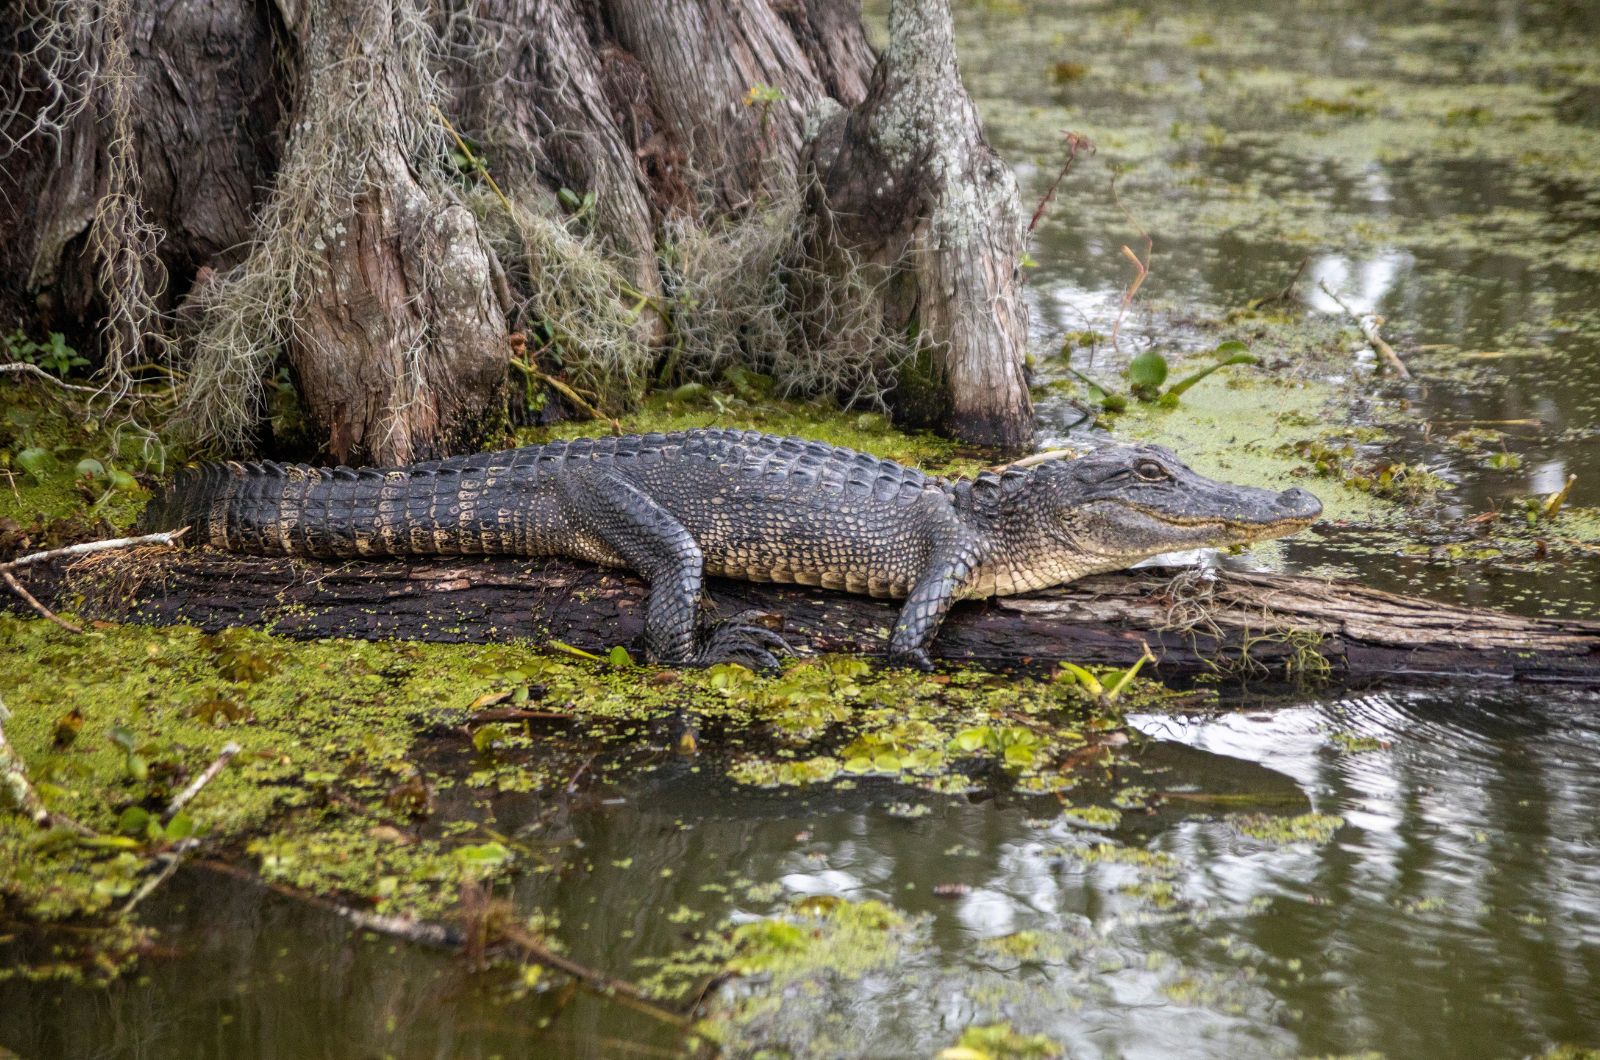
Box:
(264, 0), (511, 466)
(19, 553), (1600, 684)
(800, 0), (1034, 450)
(3, 0), (1034, 461)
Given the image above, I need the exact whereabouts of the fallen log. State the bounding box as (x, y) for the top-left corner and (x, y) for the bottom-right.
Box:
(11, 549), (1600, 684)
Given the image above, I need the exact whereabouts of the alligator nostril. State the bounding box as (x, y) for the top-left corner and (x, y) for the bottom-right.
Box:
(1279, 487), (1322, 517)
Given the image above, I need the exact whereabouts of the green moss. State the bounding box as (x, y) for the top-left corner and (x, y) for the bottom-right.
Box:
(0, 382), (160, 539)
(940, 1021), (1064, 1059)
(1229, 812), (1345, 846)
(519, 388), (988, 477)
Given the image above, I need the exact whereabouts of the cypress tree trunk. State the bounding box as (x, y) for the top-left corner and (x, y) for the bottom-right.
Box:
(0, 0), (1036, 460)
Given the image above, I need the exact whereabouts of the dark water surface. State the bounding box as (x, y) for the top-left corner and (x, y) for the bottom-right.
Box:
(6, 0), (1600, 1056)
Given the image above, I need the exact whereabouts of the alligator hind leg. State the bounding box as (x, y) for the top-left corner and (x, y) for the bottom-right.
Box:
(557, 472), (786, 667)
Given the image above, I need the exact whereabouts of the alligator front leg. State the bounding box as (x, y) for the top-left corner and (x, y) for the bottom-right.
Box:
(886, 548), (978, 671)
(558, 472), (785, 667)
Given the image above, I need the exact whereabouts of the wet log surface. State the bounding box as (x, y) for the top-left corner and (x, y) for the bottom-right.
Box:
(10, 548), (1600, 685)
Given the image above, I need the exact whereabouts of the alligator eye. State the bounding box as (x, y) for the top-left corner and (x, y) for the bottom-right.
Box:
(1134, 459), (1169, 482)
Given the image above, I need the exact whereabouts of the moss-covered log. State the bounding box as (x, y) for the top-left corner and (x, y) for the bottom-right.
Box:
(13, 551), (1600, 684)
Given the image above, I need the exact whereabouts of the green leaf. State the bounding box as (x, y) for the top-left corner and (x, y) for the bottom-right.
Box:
(951, 728), (991, 753)
(74, 457), (106, 480)
(1126, 350), (1169, 398)
(607, 644), (635, 667)
(15, 446), (53, 481)
(116, 806), (152, 837)
(163, 812), (197, 841)
(557, 187), (581, 211)
(1065, 369), (1127, 413)
(1057, 663), (1103, 697)
(1003, 743), (1037, 768)
(1163, 351), (1258, 401)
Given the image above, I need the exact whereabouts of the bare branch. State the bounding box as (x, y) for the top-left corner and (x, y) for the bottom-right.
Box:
(1, 527), (187, 573)
(1, 568), (83, 632)
(1318, 280), (1411, 380)
(163, 741), (241, 824)
(0, 362), (103, 393)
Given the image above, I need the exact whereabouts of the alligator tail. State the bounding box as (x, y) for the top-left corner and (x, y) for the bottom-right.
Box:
(139, 460), (494, 559)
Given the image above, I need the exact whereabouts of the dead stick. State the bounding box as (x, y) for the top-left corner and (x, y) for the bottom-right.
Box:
(501, 924), (689, 1026)
(0, 362), (104, 393)
(1318, 281), (1411, 379)
(0, 699), (51, 828)
(190, 858), (687, 1025)
(163, 741), (241, 824)
(2, 568), (83, 633)
(0, 695), (93, 834)
(119, 837), (202, 915)
(0, 527), (187, 572)
(1028, 131), (1093, 234)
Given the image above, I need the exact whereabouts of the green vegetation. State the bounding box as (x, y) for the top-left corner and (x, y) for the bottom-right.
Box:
(0, 379), (160, 542)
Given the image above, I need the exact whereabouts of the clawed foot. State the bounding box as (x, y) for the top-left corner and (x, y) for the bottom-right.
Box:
(693, 610), (792, 670)
(886, 646), (935, 672)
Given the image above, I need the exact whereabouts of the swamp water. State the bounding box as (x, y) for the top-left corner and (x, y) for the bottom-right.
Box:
(4, 0), (1600, 1056)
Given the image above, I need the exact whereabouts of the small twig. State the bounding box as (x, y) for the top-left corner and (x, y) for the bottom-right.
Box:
(0, 361), (103, 393)
(0, 695), (92, 834)
(1108, 172), (1152, 353)
(1, 568), (83, 632)
(1, 698), (52, 828)
(988, 448), (1084, 472)
(1318, 280), (1411, 380)
(2, 529), (187, 633)
(1, 527), (188, 572)
(500, 922), (688, 1026)
(190, 858), (686, 1024)
(163, 741), (241, 824)
(119, 837), (201, 915)
(433, 104), (513, 217)
(1028, 131), (1094, 234)
(508, 357), (619, 430)
(1254, 256), (1310, 307)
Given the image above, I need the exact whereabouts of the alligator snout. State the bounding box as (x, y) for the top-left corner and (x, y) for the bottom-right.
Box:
(1276, 487), (1323, 522)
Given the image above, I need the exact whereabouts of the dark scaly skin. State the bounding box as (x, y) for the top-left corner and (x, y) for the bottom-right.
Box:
(142, 429), (1323, 668)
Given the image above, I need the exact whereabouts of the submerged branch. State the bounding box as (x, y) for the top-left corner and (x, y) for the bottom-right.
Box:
(189, 858), (686, 1025)
(1319, 280), (1411, 380)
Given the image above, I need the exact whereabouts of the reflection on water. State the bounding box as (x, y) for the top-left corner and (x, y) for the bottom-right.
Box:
(6, 0), (1600, 1055)
(5, 688), (1597, 1058)
(963, 0), (1600, 617)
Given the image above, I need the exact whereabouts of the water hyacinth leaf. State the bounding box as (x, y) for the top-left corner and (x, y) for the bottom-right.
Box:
(163, 812), (197, 841)
(15, 446), (53, 481)
(116, 806), (153, 837)
(1127, 349), (1169, 399)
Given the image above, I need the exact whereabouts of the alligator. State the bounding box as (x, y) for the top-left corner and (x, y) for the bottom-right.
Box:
(142, 429), (1322, 668)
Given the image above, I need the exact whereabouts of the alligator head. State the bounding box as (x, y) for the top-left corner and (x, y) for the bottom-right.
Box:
(958, 443), (1322, 594)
